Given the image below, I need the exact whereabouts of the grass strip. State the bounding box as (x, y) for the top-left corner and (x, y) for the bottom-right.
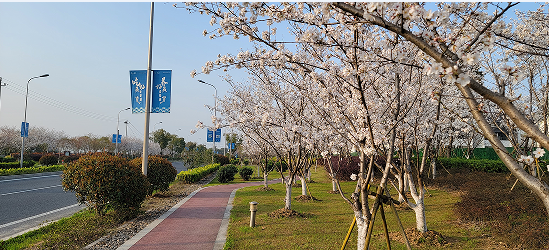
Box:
(223, 167), (497, 250)
(0, 209), (123, 250)
(0, 165), (65, 176)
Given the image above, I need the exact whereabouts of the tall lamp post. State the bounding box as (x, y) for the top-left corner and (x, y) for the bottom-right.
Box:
(153, 121), (162, 132)
(198, 80), (217, 164)
(20, 74), (49, 168)
(115, 107), (130, 154)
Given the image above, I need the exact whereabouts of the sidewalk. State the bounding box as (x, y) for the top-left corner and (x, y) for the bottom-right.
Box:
(117, 179), (278, 250)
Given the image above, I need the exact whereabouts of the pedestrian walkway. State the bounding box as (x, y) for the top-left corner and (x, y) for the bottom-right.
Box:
(117, 179), (279, 250)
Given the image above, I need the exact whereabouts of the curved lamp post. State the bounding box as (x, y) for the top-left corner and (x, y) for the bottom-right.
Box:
(20, 74), (49, 168)
(153, 121), (162, 131)
(198, 80), (217, 164)
(115, 107), (130, 154)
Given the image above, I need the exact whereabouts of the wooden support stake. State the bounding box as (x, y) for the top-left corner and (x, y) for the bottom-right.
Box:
(380, 203), (391, 250)
(341, 216), (356, 250)
(386, 189), (412, 250)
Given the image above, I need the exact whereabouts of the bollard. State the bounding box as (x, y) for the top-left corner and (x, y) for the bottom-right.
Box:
(249, 201), (258, 227)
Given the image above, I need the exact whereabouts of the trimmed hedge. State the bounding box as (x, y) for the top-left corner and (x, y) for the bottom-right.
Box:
(62, 153), (149, 216)
(0, 165), (65, 176)
(238, 166), (254, 181)
(214, 154), (230, 165)
(0, 157), (17, 163)
(176, 163), (220, 184)
(217, 164), (238, 183)
(130, 156), (177, 192)
(39, 154), (59, 166)
(437, 158), (509, 173)
(0, 161), (36, 169)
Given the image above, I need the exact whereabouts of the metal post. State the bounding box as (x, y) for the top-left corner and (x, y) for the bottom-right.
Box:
(249, 202), (258, 227)
(116, 107), (130, 154)
(141, 2), (154, 176)
(198, 80), (217, 164)
(20, 74), (49, 168)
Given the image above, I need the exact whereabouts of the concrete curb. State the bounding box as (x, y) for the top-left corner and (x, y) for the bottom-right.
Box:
(213, 188), (238, 250)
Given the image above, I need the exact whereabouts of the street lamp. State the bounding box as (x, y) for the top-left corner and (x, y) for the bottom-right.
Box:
(20, 74), (49, 168)
(154, 121), (162, 132)
(115, 107), (130, 154)
(198, 80), (217, 164)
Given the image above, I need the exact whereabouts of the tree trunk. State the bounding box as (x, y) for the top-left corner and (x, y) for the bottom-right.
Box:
(413, 201), (427, 233)
(300, 176), (307, 196)
(263, 171), (269, 187)
(284, 175), (294, 210)
(355, 211), (368, 250)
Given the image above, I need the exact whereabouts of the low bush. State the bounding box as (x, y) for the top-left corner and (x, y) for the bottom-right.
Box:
(62, 153), (149, 216)
(238, 166), (254, 181)
(214, 154), (230, 165)
(0, 165), (65, 176)
(437, 158), (509, 173)
(0, 161), (36, 169)
(0, 157), (17, 163)
(176, 163), (219, 183)
(130, 156), (177, 192)
(217, 164), (238, 183)
(59, 154), (80, 163)
(230, 158), (239, 165)
(39, 154), (58, 166)
(322, 156), (361, 181)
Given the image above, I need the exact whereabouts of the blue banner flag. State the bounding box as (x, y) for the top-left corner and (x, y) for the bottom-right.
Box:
(151, 70), (171, 113)
(112, 134), (122, 143)
(215, 128), (221, 142)
(207, 129), (214, 142)
(21, 122), (29, 138)
(229, 143), (235, 150)
(130, 70), (147, 113)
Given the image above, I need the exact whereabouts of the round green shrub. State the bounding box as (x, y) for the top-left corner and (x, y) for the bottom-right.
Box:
(39, 154), (58, 166)
(217, 164), (238, 183)
(230, 158), (239, 165)
(238, 166), (254, 181)
(61, 152), (149, 216)
(214, 154), (230, 165)
(130, 156), (177, 192)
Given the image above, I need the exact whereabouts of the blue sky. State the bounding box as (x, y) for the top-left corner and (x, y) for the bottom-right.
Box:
(0, 2), (252, 146)
(0, 2), (544, 147)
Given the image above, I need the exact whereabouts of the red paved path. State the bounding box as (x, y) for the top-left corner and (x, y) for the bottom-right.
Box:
(122, 180), (278, 250)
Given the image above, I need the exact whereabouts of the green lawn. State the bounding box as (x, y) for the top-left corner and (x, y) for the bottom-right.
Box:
(224, 167), (490, 250)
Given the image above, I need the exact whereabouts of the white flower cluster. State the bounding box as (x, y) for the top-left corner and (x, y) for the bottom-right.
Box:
(518, 148), (546, 166)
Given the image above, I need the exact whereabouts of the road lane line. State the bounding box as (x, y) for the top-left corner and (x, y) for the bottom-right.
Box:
(0, 174), (60, 183)
(0, 184), (62, 196)
(0, 204), (80, 229)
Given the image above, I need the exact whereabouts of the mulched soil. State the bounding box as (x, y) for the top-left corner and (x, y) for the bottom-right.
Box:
(425, 167), (549, 249)
(255, 186), (275, 192)
(386, 228), (447, 247)
(268, 208), (308, 219)
(294, 195), (320, 202)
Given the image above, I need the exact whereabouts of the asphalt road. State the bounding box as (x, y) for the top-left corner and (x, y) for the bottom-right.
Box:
(0, 161), (188, 241)
(0, 172), (85, 240)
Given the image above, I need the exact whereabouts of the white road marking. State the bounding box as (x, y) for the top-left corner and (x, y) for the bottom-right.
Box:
(0, 174), (60, 183)
(0, 204), (80, 229)
(0, 184), (62, 196)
